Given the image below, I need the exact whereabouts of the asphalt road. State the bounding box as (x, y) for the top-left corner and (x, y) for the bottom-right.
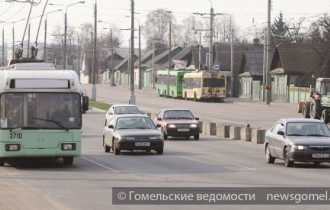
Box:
(0, 108), (330, 210)
(82, 84), (301, 129)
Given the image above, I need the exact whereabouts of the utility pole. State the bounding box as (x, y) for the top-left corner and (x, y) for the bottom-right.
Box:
(138, 24), (142, 89)
(91, 1), (97, 101)
(129, 0), (136, 104)
(262, 29), (267, 102)
(44, 17), (47, 60)
(27, 24), (30, 57)
(193, 2), (222, 70)
(12, 24), (14, 60)
(2, 28), (4, 65)
(63, 11), (67, 69)
(167, 20), (171, 97)
(230, 18), (234, 98)
(209, 6), (213, 70)
(152, 41), (155, 89)
(110, 29), (116, 86)
(265, 0), (271, 105)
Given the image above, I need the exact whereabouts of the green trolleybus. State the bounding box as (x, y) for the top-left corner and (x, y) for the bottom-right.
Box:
(155, 69), (192, 98)
(0, 67), (82, 166)
(182, 70), (227, 102)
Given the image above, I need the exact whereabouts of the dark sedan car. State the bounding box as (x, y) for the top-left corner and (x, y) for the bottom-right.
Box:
(154, 109), (200, 140)
(265, 118), (330, 167)
(103, 114), (164, 155)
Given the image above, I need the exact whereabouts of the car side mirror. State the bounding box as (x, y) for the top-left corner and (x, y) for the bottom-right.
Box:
(108, 125), (114, 129)
(157, 118), (162, 121)
(277, 130), (284, 136)
(195, 117), (199, 120)
(156, 124), (161, 128)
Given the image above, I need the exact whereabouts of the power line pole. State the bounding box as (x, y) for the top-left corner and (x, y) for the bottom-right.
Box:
(167, 20), (171, 97)
(91, 0), (97, 101)
(129, 0), (136, 104)
(230, 17), (234, 98)
(209, 6), (213, 70)
(265, 0), (271, 105)
(138, 24), (142, 89)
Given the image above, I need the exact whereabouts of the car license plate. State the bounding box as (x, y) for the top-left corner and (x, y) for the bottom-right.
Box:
(135, 142), (150, 147)
(312, 153), (330, 158)
(178, 128), (189, 132)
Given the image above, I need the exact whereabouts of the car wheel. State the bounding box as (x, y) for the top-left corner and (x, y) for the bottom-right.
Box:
(321, 109), (329, 124)
(284, 148), (294, 167)
(156, 148), (163, 154)
(265, 145), (275, 164)
(114, 142), (120, 155)
(302, 101), (310, 118)
(194, 92), (197, 102)
(111, 139), (115, 153)
(0, 158), (5, 166)
(163, 131), (168, 140)
(63, 157), (74, 165)
(194, 134), (199, 140)
(104, 136), (110, 153)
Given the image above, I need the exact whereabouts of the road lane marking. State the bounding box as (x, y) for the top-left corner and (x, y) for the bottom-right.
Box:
(79, 156), (119, 172)
(197, 156), (257, 171)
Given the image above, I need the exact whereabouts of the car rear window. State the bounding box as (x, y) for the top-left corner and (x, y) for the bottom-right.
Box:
(163, 110), (194, 119)
(114, 106), (140, 114)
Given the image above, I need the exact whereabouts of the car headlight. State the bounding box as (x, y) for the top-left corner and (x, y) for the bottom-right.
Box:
(149, 136), (161, 140)
(168, 124), (176, 128)
(292, 145), (308, 150)
(190, 124), (198, 128)
(124, 136), (135, 140)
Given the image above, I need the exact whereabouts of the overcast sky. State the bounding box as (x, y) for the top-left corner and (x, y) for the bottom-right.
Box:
(0, 0), (329, 48)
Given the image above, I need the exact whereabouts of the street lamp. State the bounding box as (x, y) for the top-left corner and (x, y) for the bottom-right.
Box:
(63, 1), (85, 69)
(98, 20), (116, 87)
(44, 9), (62, 61)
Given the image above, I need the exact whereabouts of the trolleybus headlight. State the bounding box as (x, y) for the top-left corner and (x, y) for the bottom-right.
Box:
(61, 143), (76, 150)
(5, 144), (20, 151)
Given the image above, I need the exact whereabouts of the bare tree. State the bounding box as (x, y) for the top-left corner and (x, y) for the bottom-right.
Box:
(143, 8), (175, 50)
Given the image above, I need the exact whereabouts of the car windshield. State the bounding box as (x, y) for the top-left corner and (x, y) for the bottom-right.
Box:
(115, 117), (156, 130)
(114, 106), (140, 114)
(163, 110), (194, 119)
(286, 122), (330, 137)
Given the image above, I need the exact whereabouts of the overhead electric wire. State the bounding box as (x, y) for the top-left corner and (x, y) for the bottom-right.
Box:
(0, 3), (13, 19)
(4, 3), (27, 22)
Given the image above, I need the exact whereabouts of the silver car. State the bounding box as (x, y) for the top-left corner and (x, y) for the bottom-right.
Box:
(103, 114), (164, 155)
(265, 118), (330, 167)
(104, 104), (141, 125)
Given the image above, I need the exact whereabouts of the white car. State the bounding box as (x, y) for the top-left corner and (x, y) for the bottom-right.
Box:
(104, 104), (141, 125)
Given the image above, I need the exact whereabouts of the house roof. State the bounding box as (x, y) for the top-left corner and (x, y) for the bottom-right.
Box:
(271, 42), (324, 75)
(213, 42), (263, 72)
(171, 45), (208, 69)
(134, 48), (165, 67)
(244, 51), (264, 76)
(143, 46), (182, 69)
(114, 54), (138, 71)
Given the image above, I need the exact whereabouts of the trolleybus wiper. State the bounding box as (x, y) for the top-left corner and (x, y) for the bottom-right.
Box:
(33, 118), (68, 131)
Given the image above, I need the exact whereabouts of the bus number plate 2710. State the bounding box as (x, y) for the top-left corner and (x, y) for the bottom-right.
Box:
(10, 133), (22, 139)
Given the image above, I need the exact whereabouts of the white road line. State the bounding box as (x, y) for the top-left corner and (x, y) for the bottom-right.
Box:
(79, 156), (119, 172)
(199, 156), (257, 171)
